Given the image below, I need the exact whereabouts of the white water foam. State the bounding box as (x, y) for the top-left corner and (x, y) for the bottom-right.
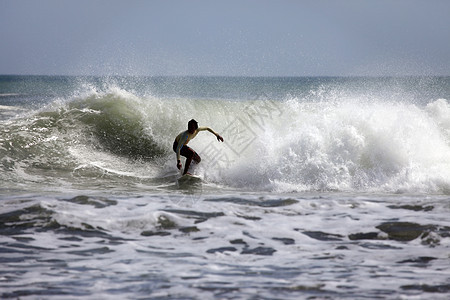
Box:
(171, 97), (450, 194)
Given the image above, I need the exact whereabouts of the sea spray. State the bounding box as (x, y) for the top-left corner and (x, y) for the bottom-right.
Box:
(195, 98), (450, 193)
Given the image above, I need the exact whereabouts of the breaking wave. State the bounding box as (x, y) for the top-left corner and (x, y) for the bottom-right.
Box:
(1, 85), (449, 194)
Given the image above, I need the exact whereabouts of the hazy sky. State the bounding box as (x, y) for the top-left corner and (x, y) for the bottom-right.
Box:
(1, 0), (449, 76)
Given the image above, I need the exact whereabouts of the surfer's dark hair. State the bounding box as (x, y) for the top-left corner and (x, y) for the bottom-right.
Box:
(188, 119), (198, 129)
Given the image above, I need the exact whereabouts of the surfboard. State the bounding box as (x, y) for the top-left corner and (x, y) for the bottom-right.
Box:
(177, 173), (202, 183)
(176, 173), (202, 187)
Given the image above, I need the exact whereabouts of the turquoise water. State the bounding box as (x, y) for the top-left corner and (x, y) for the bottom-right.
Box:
(1, 76), (449, 299)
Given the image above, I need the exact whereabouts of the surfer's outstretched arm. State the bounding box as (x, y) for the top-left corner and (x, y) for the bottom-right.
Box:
(199, 127), (224, 142)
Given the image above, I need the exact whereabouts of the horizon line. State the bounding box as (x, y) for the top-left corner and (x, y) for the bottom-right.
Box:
(1, 74), (449, 78)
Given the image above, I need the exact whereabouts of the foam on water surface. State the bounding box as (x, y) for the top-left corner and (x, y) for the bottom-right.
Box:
(1, 192), (449, 299)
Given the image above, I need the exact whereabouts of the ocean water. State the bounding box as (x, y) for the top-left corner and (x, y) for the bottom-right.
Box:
(1, 75), (449, 299)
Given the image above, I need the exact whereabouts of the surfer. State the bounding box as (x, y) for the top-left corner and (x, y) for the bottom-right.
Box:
(173, 119), (224, 175)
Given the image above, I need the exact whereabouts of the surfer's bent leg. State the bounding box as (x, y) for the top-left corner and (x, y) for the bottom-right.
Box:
(182, 148), (192, 174)
(183, 146), (200, 174)
(193, 152), (201, 164)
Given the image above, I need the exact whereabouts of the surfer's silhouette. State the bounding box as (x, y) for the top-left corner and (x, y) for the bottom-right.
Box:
(173, 119), (224, 175)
